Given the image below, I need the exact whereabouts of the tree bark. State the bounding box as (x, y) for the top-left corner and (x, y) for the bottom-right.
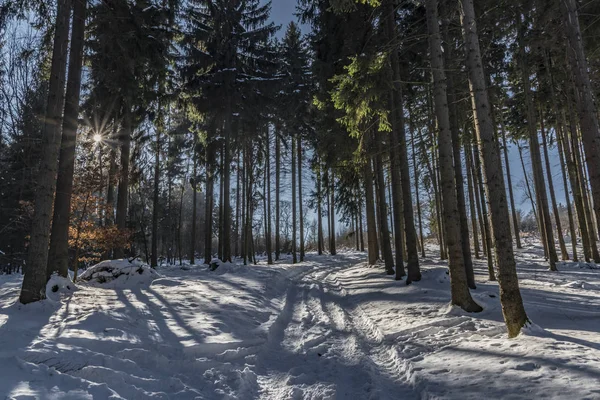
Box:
(317, 161), (324, 255)
(20, 0), (71, 304)
(47, 0), (87, 278)
(329, 171), (336, 255)
(298, 136), (305, 261)
(151, 122), (160, 268)
(459, 0), (528, 337)
(190, 156), (198, 264)
(275, 132), (281, 260)
(426, 0), (480, 309)
(291, 136), (297, 263)
(266, 130), (273, 265)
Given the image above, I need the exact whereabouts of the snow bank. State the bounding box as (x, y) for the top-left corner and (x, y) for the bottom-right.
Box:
(78, 259), (160, 288)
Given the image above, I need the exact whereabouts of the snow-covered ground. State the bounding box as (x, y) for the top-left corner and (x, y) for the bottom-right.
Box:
(1, 244), (599, 399)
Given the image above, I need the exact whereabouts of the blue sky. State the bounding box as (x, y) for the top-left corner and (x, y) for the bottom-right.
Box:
(269, 0), (307, 36)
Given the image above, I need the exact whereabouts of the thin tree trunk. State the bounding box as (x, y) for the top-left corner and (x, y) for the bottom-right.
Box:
(500, 118), (522, 249)
(358, 199), (365, 252)
(291, 136), (297, 264)
(298, 136), (305, 261)
(426, 0), (480, 309)
(151, 124), (161, 268)
(460, 0), (528, 337)
(204, 147), (215, 264)
(410, 124), (425, 258)
(190, 157), (198, 264)
(47, 0), (86, 279)
(465, 142), (480, 259)
(517, 142), (538, 225)
(266, 130), (273, 264)
(317, 161), (324, 255)
(556, 122), (579, 261)
(235, 152), (241, 258)
(275, 132), (281, 260)
(374, 137), (394, 275)
(329, 171), (336, 255)
(364, 157), (379, 265)
(114, 108), (132, 258)
(473, 140), (495, 280)
(540, 113), (568, 260)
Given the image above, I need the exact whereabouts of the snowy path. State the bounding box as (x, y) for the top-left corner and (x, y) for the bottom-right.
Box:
(1, 247), (600, 399)
(254, 265), (417, 400)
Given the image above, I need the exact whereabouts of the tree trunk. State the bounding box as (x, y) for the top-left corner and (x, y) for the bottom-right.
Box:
(518, 32), (558, 271)
(317, 161), (324, 255)
(266, 130), (273, 264)
(561, 0), (600, 235)
(540, 113), (568, 260)
(570, 113), (600, 262)
(556, 122), (579, 261)
(439, 1), (474, 288)
(235, 152), (241, 258)
(460, 0), (528, 337)
(21, 0), (71, 303)
(297, 136), (305, 261)
(47, 0), (87, 279)
(374, 139), (394, 275)
(499, 119), (522, 249)
(409, 120), (426, 258)
(473, 144), (495, 280)
(465, 142), (480, 259)
(204, 146), (215, 264)
(114, 108), (132, 258)
(386, 4), (420, 282)
(364, 158), (379, 265)
(190, 157), (198, 264)
(151, 124), (161, 268)
(329, 171), (336, 255)
(426, 0), (480, 309)
(559, 111), (592, 262)
(275, 132), (281, 260)
(291, 136), (297, 264)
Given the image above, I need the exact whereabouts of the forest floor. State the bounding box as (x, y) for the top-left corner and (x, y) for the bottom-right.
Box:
(1, 242), (600, 399)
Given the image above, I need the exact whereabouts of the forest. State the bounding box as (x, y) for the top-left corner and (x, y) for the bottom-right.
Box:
(1, 0), (600, 398)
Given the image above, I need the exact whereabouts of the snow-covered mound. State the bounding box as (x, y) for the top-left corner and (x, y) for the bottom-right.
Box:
(45, 274), (78, 302)
(78, 259), (160, 288)
(208, 258), (243, 274)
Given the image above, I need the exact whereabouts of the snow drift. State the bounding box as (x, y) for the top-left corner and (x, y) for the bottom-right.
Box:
(78, 259), (160, 288)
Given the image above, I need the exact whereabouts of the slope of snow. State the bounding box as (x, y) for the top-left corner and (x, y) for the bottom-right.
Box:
(0, 246), (599, 399)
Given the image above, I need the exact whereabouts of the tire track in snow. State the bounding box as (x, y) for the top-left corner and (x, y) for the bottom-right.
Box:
(254, 262), (418, 400)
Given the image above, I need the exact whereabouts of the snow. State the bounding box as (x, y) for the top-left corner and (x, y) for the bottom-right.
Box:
(78, 259), (160, 288)
(0, 245), (599, 399)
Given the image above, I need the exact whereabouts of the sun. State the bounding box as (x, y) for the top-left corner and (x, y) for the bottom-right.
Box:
(93, 134), (103, 143)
